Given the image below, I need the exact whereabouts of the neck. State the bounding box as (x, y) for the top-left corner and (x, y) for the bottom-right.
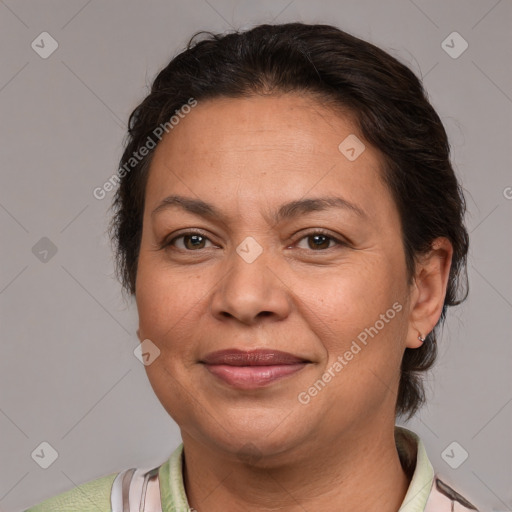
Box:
(181, 423), (410, 512)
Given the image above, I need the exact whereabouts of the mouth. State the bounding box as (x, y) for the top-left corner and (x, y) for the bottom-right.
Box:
(200, 349), (311, 389)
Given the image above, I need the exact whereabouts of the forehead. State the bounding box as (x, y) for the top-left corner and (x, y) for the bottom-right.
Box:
(144, 94), (394, 222)
(152, 94), (359, 161)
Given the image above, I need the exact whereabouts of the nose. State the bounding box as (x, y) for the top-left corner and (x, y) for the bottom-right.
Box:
(209, 245), (292, 326)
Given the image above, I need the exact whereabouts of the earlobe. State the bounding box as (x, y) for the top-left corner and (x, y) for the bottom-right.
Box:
(406, 331), (427, 349)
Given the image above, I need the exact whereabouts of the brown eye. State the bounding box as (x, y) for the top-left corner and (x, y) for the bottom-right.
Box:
(295, 232), (343, 251)
(166, 232), (214, 251)
(183, 234), (207, 250)
(307, 234), (332, 250)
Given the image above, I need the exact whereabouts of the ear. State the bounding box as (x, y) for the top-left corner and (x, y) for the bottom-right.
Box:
(406, 237), (453, 349)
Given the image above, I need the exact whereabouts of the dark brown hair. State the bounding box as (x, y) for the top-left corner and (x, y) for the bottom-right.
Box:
(109, 22), (469, 420)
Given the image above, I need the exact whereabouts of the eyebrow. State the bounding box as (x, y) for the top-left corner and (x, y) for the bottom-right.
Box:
(151, 194), (368, 223)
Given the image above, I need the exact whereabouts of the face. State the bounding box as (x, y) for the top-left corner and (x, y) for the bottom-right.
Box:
(135, 94), (415, 462)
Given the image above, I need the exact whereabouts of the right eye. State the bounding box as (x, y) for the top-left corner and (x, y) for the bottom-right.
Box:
(164, 231), (216, 251)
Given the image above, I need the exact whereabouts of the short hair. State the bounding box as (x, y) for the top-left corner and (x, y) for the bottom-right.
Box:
(109, 22), (469, 420)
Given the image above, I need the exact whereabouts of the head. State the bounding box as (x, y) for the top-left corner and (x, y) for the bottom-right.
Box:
(109, 23), (468, 458)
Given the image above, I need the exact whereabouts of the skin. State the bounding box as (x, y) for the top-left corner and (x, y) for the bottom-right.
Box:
(135, 93), (453, 511)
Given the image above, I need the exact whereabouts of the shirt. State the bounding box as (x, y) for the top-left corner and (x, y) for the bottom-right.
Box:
(24, 426), (479, 511)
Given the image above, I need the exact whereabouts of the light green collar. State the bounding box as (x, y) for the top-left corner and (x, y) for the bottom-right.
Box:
(158, 443), (190, 512)
(159, 426), (434, 511)
(396, 426), (435, 511)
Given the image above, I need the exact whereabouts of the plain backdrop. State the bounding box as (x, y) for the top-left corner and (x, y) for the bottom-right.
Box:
(1, 1), (511, 511)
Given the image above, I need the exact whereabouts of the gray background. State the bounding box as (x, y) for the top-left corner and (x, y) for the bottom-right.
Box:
(1, 1), (511, 511)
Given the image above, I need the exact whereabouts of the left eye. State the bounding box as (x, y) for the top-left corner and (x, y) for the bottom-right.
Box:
(169, 233), (214, 250)
(295, 233), (342, 250)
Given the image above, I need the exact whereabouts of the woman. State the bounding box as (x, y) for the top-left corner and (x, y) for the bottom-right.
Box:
(26, 22), (477, 511)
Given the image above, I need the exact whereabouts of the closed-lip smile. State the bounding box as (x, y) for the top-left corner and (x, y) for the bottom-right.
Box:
(200, 349), (311, 389)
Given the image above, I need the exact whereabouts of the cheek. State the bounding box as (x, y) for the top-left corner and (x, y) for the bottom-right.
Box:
(301, 257), (407, 370)
(302, 259), (396, 326)
(135, 259), (206, 420)
(135, 251), (204, 348)
(303, 279), (407, 419)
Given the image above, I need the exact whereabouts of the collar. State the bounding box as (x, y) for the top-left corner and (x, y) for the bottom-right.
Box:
(158, 426), (434, 511)
(395, 426), (435, 511)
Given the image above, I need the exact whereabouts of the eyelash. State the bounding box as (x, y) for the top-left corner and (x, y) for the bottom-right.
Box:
(159, 229), (347, 252)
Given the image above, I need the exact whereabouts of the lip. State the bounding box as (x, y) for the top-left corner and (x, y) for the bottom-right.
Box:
(200, 349), (310, 389)
(201, 349), (308, 366)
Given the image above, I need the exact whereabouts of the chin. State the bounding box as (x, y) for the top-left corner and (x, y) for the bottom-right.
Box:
(183, 408), (314, 464)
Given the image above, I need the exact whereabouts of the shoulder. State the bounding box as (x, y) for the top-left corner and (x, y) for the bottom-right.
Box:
(425, 475), (479, 511)
(24, 446), (183, 512)
(23, 471), (117, 512)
